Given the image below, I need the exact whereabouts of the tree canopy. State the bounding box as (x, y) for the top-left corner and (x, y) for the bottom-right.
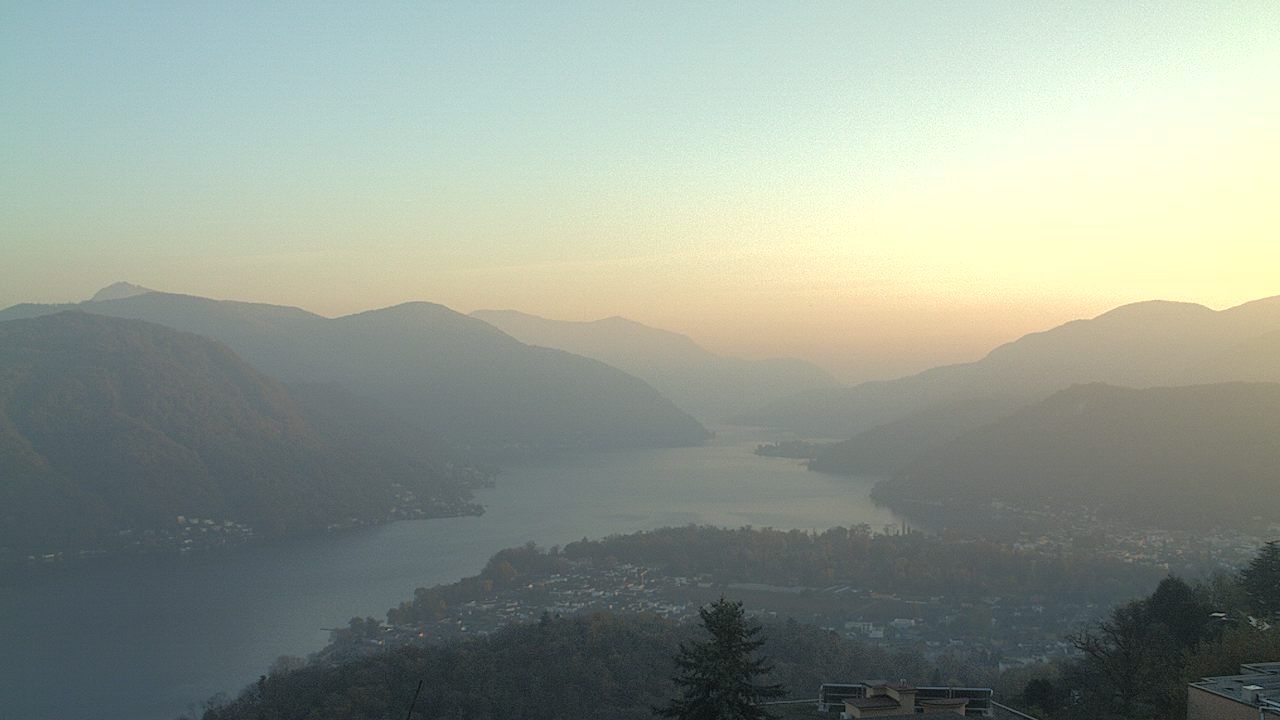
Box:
(657, 598), (784, 720)
(1241, 540), (1280, 618)
(1016, 544), (1280, 720)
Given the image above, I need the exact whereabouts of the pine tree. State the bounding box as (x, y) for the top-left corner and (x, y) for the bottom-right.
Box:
(1241, 540), (1280, 618)
(657, 598), (785, 720)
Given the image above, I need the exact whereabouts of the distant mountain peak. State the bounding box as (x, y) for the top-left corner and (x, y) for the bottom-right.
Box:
(340, 300), (485, 328)
(357, 300), (454, 315)
(471, 307), (839, 420)
(90, 282), (154, 302)
(1091, 299), (1214, 322)
(1221, 294), (1280, 322)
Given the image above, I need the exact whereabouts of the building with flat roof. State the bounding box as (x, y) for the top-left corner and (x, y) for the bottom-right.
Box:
(818, 682), (992, 717)
(1187, 661), (1280, 720)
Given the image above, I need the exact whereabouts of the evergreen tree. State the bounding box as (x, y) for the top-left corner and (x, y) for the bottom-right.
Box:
(1146, 576), (1211, 649)
(657, 598), (785, 720)
(1241, 540), (1280, 618)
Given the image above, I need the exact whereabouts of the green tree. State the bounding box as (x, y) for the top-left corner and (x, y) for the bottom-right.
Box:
(1021, 677), (1065, 714)
(1146, 576), (1211, 649)
(1068, 601), (1178, 718)
(1241, 540), (1280, 618)
(657, 598), (785, 720)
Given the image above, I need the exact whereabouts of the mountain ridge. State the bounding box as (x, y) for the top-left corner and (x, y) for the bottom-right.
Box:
(0, 288), (710, 454)
(471, 308), (840, 421)
(874, 381), (1280, 529)
(742, 294), (1280, 436)
(89, 281), (154, 302)
(0, 312), (482, 552)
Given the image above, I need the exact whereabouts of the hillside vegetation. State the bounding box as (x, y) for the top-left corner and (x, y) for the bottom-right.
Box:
(808, 394), (1028, 476)
(0, 290), (710, 454)
(0, 312), (479, 552)
(875, 382), (1280, 528)
(745, 296), (1280, 436)
(199, 612), (932, 720)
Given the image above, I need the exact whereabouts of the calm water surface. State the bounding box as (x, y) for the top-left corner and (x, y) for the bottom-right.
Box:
(0, 427), (898, 720)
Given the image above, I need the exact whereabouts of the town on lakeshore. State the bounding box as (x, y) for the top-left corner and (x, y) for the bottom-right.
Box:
(321, 521), (1274, 675)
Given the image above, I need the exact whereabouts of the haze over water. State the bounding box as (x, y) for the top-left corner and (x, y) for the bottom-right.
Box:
(0, 428), (898, 720)
(2, 4), (1279, 720)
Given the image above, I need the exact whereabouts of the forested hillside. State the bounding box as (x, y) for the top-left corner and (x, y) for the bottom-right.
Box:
(198, 612), (937, 720)
(1005, 542), (1280, 720)
(876, 383), (1280, 528)
(807, 394), (1028, 476)
(745, 296), (1280, 436)
(0, 290), (711, 454)
(0, 312), (480, 553)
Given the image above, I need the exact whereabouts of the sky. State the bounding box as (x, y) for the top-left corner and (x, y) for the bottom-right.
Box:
(2, 1), (1277, 381)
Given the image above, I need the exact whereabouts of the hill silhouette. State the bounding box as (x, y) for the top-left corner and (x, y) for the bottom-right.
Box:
(743, 296), (1280, 437)
(874, 382), (1280, 529)
(89, 281), (153, 302)
(1, 289), (710, 454)
(0, 312), (480, 552)
(807, 394), (1028, 476)
(472, 309), (839, 422)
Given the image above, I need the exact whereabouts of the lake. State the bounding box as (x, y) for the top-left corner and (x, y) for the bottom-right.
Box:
(0, 427), (898, 720)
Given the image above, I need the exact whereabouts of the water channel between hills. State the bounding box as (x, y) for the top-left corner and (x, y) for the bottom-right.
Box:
(0, 426), (901, 720)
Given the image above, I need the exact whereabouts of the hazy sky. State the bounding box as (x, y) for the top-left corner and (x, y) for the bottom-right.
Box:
(3, 2), (1277, 380)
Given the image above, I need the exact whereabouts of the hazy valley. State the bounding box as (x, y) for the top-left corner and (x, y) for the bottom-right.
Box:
(4, 286), (1279, 720)
(5, 7), (1279, 718)
(4, 285), (1279, 720)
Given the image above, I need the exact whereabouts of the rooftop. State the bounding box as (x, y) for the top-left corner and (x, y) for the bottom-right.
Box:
(846, 696), (901, 710)
(757, 701), (821, 720)
(1190, 661), (1280, 705)
(765, 697), (1040, 719)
